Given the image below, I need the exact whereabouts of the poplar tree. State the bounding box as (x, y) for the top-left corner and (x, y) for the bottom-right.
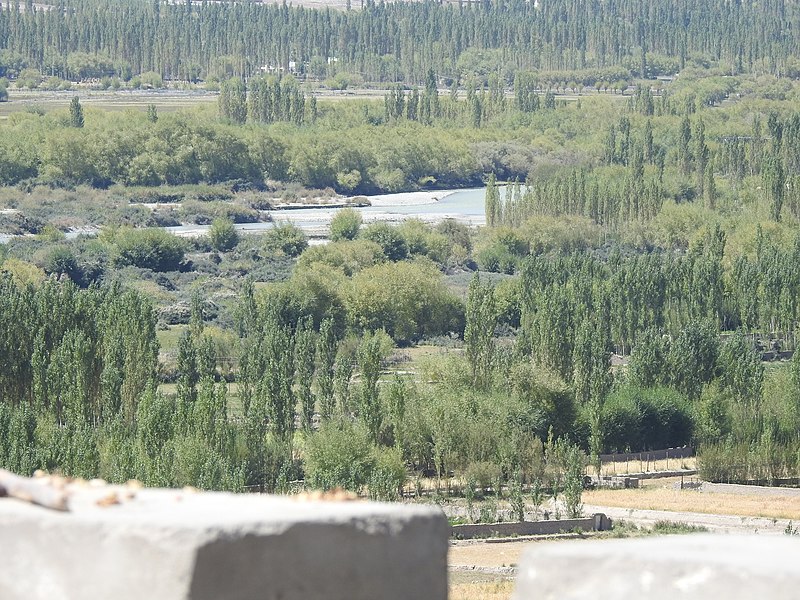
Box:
(465, 274), (496, 390)
(485, 173), (500, 227)
(316, 318), (337, 421)
(294, 316), (316, 431)
(357, 331), (384, 444)
(69, 96), (84, 128)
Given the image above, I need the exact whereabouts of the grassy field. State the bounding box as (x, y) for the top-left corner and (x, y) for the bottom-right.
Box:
(584, 484), (800, 520)
(0, 89), (218, 118)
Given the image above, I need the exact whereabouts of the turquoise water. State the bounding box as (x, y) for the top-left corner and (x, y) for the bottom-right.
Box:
(360, 187), (488, 217)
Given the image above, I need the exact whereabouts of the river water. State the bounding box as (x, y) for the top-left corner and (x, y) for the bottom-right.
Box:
(165, 186), (489, 238)
(0, 187), (489, 243)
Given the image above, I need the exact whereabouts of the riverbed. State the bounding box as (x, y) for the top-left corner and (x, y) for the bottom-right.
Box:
(165, 187), (489, 239)
(0, 187), (489, 244)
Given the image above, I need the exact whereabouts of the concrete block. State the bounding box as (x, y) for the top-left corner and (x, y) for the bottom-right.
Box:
(0, 487), (448, 600)
(513, 534), (800, 600)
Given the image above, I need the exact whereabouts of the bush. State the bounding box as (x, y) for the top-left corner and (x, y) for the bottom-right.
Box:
(113, 227), (186, 271)
(368, 446), (406, 501)
(304, 421), (375, 492)
(264, 222), (308, 257)
(41, 245), (81, 282)
(361, 222), (408, 261)
(329, 207), (362, 241)
(464, 461), (502, 498)
(347, 260), (465, 344)
(296, 239), (385, 277)
(510, 364), (576, 440)
(208, 217), (239, 252)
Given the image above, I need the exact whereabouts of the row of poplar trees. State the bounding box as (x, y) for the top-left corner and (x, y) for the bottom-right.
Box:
(2, 0), (799, 83)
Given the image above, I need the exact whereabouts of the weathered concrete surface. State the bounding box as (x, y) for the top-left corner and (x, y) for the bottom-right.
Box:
(0, 488), (448, 600)
(513, 534), (800, 599)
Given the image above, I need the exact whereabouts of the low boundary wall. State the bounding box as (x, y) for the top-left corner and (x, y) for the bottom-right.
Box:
(451, 513), (611, 539)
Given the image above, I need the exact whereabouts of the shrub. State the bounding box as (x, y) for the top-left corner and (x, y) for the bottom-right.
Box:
(368, 446), (406, 501)
(113, 227), (186, 271)
(264, 222), (308, 257)
(41, 245), (81, 282)
(208, 217), (239, 252)
(304, 421), (375, 492)
(347, 260), (465, 344)
(361, 222), (408, 261)
(296, 239), (385, 277)
(329, 207), (362, 241)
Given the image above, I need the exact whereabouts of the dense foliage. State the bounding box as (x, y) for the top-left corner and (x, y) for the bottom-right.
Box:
(5, 0), (800, 503)
(2, 0), (800, 85)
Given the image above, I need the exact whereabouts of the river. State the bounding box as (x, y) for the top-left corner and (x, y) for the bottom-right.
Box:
(165, 186), (489, 238)
(0, 187), (490, 243)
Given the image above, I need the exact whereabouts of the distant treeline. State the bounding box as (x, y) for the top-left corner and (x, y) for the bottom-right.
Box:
(1, 0), (799, 84)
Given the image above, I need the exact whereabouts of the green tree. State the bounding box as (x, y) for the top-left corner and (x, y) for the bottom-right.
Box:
(763, 153), (786, 222)
(485, 173), (500, 227)
(146, 104), (158, 123)
(464, 274), (496, 390)
(316, 318), (338, 420)
(668, 320), (720, 401)
(361, 223), (408, 261)
(295, 316), (316, 431)
(113, 228), (185, 272)
(719, 331), (764, 405)
(357, 330), (386, 444)
(219, 77), (247, 125)
(264, 222), (308, 257)
(69, 96), (84, 128)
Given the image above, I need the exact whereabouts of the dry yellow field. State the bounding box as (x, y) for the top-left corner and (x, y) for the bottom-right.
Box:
(584, 486), (800, 520)
(450, 579), (516, 600)
(449, 541), (529, 569)
(448, 542), (522, 600)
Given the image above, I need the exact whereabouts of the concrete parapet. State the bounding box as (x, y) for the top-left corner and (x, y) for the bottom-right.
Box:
(512, 534), (800, 599)
(0, 486), (448, 600)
